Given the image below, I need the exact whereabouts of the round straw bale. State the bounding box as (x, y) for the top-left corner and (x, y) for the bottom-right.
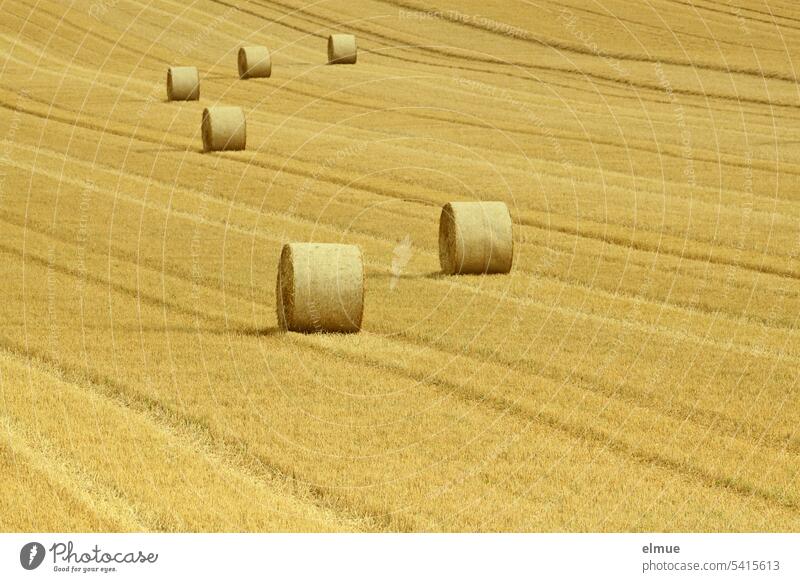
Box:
(276, 243), (364, 333)
(201, 106), (246, 152)
(166, 66), (199, 101)
(327, 34), (357, 64)
(439, 202), (513, 275)
(238, 46), (272, 79)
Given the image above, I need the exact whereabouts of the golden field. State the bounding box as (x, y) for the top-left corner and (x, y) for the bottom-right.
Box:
(0, 0), (798, 531)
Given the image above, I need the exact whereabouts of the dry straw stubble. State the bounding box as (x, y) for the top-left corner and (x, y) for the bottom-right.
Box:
(327, 34), (357, 64)
(238, 46), (272, 79)
(439, 201), (513, 274)
(276, 243), (364, 333)
(201, 106), (246, 152)
(166, 66), (199, 101)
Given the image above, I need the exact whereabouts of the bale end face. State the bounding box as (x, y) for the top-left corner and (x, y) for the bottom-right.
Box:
(276, 243), (364, 333)
(166, 66), (199, 101)
(202, 106), (246, 152)
(238, 46), (272, 79)
(275, 246), (295, 331)
(327, 34), (357, 64)
(439, 202), (513, 275)
(438, 204), (459, 275)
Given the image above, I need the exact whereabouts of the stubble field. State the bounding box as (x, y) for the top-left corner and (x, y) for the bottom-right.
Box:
(0, 0), (799, 531)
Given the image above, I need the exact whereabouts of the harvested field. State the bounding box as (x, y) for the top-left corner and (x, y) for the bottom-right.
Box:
(0, 0), (798, 532)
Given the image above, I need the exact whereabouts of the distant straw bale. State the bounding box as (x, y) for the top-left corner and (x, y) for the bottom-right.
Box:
(201, 106), (246, 152)
(238, 46), (272, 79)
(439, 202), (513, 274)
(276, 243), (364, 333)
(328, 34), (357, 64)
(166, 66), (199, 101)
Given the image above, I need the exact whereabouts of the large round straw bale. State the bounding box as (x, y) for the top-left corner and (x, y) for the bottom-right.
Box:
(238, 46), (272, 79)
(327, 34), (357, 64)
(276, 243), (364, 333)
(439, 202), (513, 275)
(201, 106), (246, 152)
(166, 66), (199, 101)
